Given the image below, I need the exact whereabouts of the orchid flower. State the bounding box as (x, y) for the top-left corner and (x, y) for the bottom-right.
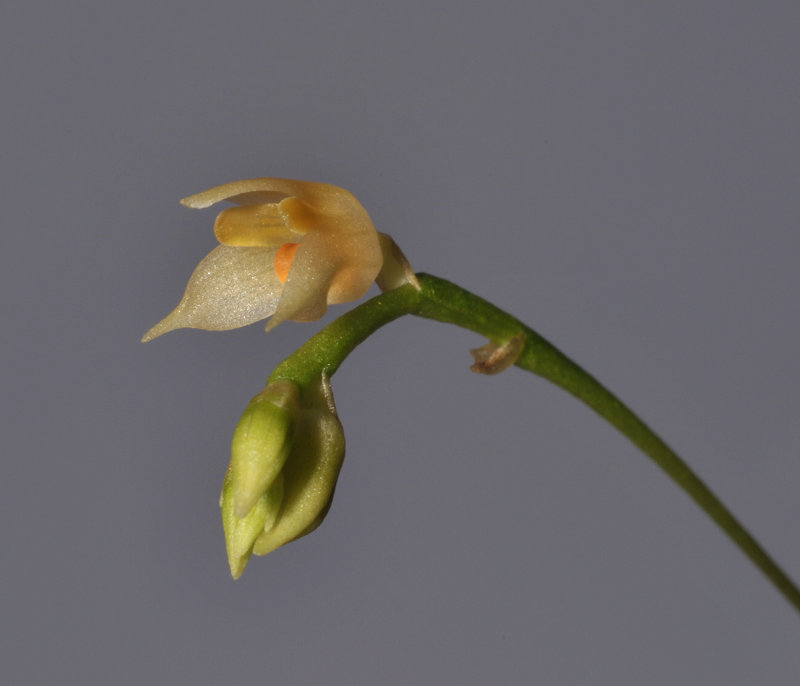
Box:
(142, 178), (385, 342)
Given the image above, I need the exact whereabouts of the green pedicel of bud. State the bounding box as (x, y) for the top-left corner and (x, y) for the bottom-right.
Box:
(230, 380), (300, 518)
(220, 468), (284, 579)
(252, 374), (346, 557)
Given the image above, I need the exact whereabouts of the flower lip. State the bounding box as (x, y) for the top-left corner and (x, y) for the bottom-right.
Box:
(274, 243), (301, 283)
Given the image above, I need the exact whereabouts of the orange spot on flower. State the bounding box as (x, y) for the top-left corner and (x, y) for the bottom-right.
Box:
(274, 242), (300, 283)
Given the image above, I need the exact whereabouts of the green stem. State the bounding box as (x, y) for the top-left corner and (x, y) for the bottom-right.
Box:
(270, 273), (800, 614)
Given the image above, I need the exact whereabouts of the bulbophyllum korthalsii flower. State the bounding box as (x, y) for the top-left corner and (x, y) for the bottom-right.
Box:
(220, 374), (346, 579)
(141, 178), (385, 341)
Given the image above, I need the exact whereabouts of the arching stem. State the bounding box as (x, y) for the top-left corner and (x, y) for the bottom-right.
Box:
(270, 273), (800, 614)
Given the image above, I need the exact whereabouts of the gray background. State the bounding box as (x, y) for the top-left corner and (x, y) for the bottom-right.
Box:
(3, 1), (799, 683)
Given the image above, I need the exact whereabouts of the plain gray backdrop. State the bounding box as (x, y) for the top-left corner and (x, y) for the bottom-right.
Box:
(3, 1), (799, 683)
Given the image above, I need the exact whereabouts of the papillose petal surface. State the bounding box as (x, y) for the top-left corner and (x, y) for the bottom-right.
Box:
(142, 245), (283, 341)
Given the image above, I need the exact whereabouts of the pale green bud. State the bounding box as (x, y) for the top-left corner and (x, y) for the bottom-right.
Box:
(252, 373), (346, 557)
(220, 467), (284, 579)
(230, 380), (300, 518)
(221, 373), (346, 578)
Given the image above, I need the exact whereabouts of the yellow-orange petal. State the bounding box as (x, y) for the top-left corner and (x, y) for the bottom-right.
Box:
(214, 204), (301, 247)
(276, 196), (326, 233)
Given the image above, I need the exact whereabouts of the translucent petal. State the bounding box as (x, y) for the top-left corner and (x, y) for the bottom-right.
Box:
(266, 231), (340, 330)
(181, 179), (291, 209)
(180, 178), (349, 209)
(214, 204), (301, 247)
(325, 227), (383, 304)
(266, 217), (382, 330)
(141, 245), (282, 341)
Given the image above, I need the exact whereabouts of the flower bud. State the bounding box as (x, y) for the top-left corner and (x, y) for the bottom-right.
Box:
(229, 380), (300, 518)
(220, 467), (283, 580)
(220, 373), (346, 578)
(252, 375), (345, 556)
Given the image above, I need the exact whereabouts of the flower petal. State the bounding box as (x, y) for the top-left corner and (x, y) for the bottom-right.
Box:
(180, 178), (352, 210)
(265, 231), (339, 329)
(265, 216), (382, 330)
(141, 245), (282, 342)
(181, 179), (291, 209)
(213, 203), (302, 247)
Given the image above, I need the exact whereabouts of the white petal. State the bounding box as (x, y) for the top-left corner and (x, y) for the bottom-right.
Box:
(141, 246), (282, 341)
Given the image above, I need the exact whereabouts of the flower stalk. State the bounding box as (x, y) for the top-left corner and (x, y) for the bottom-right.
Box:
(268, 273), (800, 614)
